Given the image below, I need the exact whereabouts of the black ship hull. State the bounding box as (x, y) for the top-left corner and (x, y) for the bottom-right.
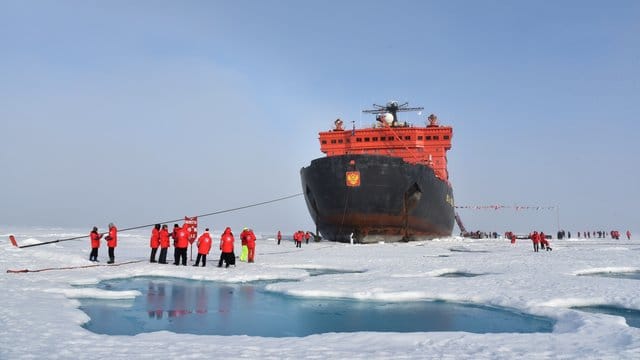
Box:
(300, 154), (455, 243)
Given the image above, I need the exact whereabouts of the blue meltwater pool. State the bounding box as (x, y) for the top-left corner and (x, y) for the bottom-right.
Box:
(79, 276), (554, 337)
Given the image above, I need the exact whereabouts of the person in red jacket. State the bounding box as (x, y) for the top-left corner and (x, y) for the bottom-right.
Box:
(174, 224), (189, 266)
(294, 230), (303, 248)
(149, 224), (161, 263)
(105, 223), (117, 264)
(246, 229), (256, 263)
(627, 230), (632, 240)
(305, 231), (311, 244)
(240, 227), (250, 262)
(194, 228), (212, 267)
(89, 226), (103, 262)
(158, 224), (170, 264)
(218, 227), (235, 268)
(171, 224), (180, 265)
(530, 231), (540, 253)
(277, 230), (282, 245)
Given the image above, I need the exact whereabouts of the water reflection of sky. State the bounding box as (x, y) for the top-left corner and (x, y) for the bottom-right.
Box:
(80, 277), (554, 337)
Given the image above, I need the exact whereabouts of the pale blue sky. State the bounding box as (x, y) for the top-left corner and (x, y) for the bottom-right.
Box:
(1, 1), (638, 234)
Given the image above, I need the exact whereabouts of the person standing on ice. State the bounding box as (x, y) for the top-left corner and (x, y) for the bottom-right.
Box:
(530, 231), (540, 252)
(277, 230), (282, 245)
(305, 231), (310, 244)
(218, 227), (235, 268)
(246, 228), (256, 263)
(89, 226), (102, 262)
(627, 230), (632, 240)
(239, 227), (250, 262)
(171, 224), (180, 265)
(158, 224), (170, 264)
(149, 224), (160, 263)
(194, 228), (212, 267)
(105, 223), (118, 264)
(174, 224), (189, 266)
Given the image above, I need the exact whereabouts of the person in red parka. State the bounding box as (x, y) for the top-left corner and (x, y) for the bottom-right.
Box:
(194, 228), (212, 267)
(218, 227), (235, 268)
(294, 230), (303, 248)
(277, 230), (282, 245)
(89, 226), (103, 262)
(149, 224), (161, 263)
(246, 229), (256, 263)
(171, 224), (180, 265)
(105, 223), (117, 264)
(530, 231), (540, 253)
(174, 224), (189, 266)
(158, 224), (170, 264)
(305, 231), (310, 244)
(240, 227), (250, 262)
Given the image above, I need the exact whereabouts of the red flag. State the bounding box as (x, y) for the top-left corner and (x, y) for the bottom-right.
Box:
(183, 216), (198, 245)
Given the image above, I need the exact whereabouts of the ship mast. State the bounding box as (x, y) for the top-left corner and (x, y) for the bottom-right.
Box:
(362, 101), (424, 126)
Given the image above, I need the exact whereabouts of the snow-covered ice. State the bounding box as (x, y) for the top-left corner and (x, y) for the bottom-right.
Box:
(1, 227), (639, 359)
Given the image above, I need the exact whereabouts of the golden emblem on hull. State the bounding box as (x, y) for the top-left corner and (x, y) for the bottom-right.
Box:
(346, 171), (361, 187)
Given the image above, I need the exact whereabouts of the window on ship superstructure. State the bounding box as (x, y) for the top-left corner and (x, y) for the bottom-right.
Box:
(418, 136), (423, 140)
(356, 138), (362, 142)
(380, 136), (386, 141)
(372, 137), (378, 141)
(444, 135), (450, 140)
(433, 136), (439, 140)
(364, 137), (370, 142)
(426, 136), (432, 140)
(322, 140), (327, 144)
(404, 136), (411, 140)
(331, 139), (336, 144)
(338, 139), (343, 143)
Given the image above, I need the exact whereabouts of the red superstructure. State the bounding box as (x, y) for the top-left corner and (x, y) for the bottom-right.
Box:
(319, 108), (453, 181)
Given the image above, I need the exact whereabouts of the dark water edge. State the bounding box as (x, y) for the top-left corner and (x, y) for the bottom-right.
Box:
(572, 305), (640, 328)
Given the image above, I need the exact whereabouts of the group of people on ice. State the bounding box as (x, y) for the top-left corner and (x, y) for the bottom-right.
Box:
(89, 223), (118, 263)
(88, 223), (259, 267)
(149, 224), (257, 268)
(528, 231), (552, 252)
(574, 230), (632, 240)
(505, 231), (552, 252)
(292, 230), (311, 247)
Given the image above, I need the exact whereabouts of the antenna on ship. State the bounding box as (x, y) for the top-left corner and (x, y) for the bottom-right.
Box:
(362, 101), (424, 126)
